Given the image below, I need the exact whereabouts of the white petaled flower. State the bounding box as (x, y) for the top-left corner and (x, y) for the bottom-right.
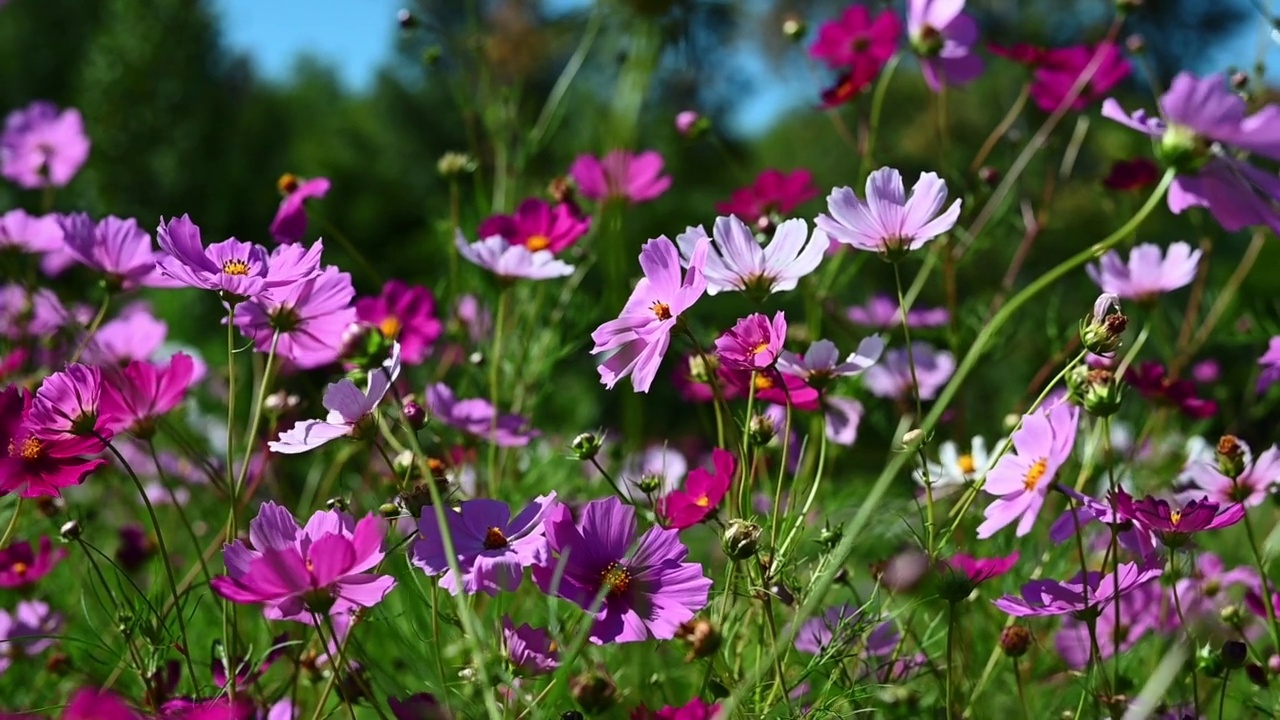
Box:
(675, 215), (827, 296)
(914, 436), (998, 497)
(455, 231), (574, 280)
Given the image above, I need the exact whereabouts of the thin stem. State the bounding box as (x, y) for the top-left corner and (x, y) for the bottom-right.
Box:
(147, 441), (211, 584)
(1012, 656), (1030, 719)
(0, 498), (22, 549)
(970, 83), (1031, 172)
(864, 54), (901, 170)
(1170, 551), (1200, 717)
(1242, 510), (1280, 650)
(487, 287), (509, 495)
(234, 331), (280, 492)
(1218, 671), (1230, 718)
(68, 292), (112, 364)
(893, 262), (925, 421)
(946, 602), (956, 719)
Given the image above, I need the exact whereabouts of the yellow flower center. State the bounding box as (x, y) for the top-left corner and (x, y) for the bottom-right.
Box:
(751, 342), (771, 355)
(525, 234), (551, 251)
(277, 173), (299, 194)
(754, 374), (774, 391)
(483, 527), (509, 550)
(694, 495), (710, 508)
(10, 562), (28, 576)
(600, 561), (632, 596)
(650, 301), (672, 321)
(958, 454), (976, 474)
(9, 437), (42, 461)
(222, 259), (251, 276)
(1023, 458), (1049, 491)
(1169, 510), (1181, 526)
(379, 316), (402, 340)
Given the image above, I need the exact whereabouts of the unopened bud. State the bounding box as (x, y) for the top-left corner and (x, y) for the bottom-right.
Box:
(1268, 654), (1280, 675)
(1220, 603), (1243, 628)
(59, 520), (82, 542)
(687, 354), (719, 384)
(781, 14), (806, 42)
(722, 519), (762, 561)
(636, 474), (663, 495)
(1223, 640), (1248, 669)
(1081, 369), (1123, 417)
(977, 166), (1000, 186)
(1247, 662), (1269, 687)
(397, 8), (417, 29)
(326, 496), (350, 512)
(402, 398), (426, 430)
(569, 670), (617, 713)
(902, 428), (924, 448)
(397, 480), (447, 517)
(817, 521), (842, 550)
(570, 432), (602, 461)
(1231, 71), (1249, 90)
(378, 502), (401, 520)
(676, 618), (721, 661)
(437, 152), (478, 178)
(1081, 295), (1127, 354)
(1000, 626), (1032, 657)
(1217, 435), (1245, 479)
(747, 414), (775, 447)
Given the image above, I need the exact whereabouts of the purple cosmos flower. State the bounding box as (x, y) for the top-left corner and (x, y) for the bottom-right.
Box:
(1030, 42), (1130, 113)
(212, 502), (396, 623)
(824, 395), (865, 447)
(675, 216), (826, 297)
(1177, 552), (1259, 622)
(792, 603), (899, 658)
(270, 346), (401, 454)
(502, 619), (559, 675)
(994, 560), (1164, 617)
(976, 401), (1079, 538)
(155, 214), (277, 298)
(29, 363), (110, 441)
(777, 337), (883, 390)
(1086, 241), (1201, 301)
(477, 198), (590, 253)
(77, 304), (169, 369)
(847, 294), (950, 329)
(424, 383), (536, 447)
(569, 150), (671, 203)
(1115, 490), (1245, 547)
(656, 448), (735, 530)
(818, 167), (961, 255)
(810, 4), (901, 74)
(42, 689), (140, 720)
(716, 169), (820, 230)
(907, 0), (984, 91)
(355, 281), (443, 365)
(270, 175), (330, 244)
(0, 285), (80, 341)
(591, 235), (710, 393)
(533, 496), (711, 644)
(0, 387), (105, 498)
(714, 311), (787, 371)
(388, 694), (451, 720)
(0, 209), (64, 262)
(1055, 576), (1163, 669)
(0, 101), (90, 188)
(1048, 488), (1158, 561)
(862, 342), (955, 401)
(234, 266), (357, 369)
(1184, 440), (1280, 508)
(1103, 72), (1280, 233)
(100, 353), (196, 438)
(0, 536), (65, 589)
(1124, 361), (1217, 419)
(1257, 337), (1280, 394)
(0, 600), (62, 673)
(58, 213), (176, 290)
(411, 493), (556, 595)
(455, 231), (574, 281)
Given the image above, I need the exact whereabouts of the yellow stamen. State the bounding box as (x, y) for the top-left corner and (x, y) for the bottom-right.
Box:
(600, 561), (632, 595)
(525, 235), (551, 251)
(277, 173), (299, 194)
(751, 342), (770, 355)
(1169, 510), (1182, 526)
(9, 437), (42, 461)
(10, 562), (28, 576)
(379, 316), (402, 340)
(1023, 458), (1049, 491)
(222, 259), (251, 276)
(754, 374), (774, 391)
(650, 301), (672, 321)
(694, 496), (710, 508)
(958, 454), (976, 475)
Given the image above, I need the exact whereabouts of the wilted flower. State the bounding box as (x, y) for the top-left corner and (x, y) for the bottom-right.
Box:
(0, 101), (90, 189)
(1087, 242), (1201, 301)
(477, 198), (591, 253)
(569, 150), (671, 203)
(976, 401), (1079, 538)
(676, 217), (827, 297)
(818, 167), (961, 256)
(455, 231), (574, 281)
(270, 175), (330, 244)
(412, 493), (557, 595)
(907, 0), (984, 91)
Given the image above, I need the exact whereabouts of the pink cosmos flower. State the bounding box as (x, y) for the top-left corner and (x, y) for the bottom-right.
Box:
(823, 395), (865, 447)
(58, 213), (177, 290)
(862, 343), (955, 401)
(591, 235), (710, 393)
(212, 502), (396, 623)
(425, 382), (536, 447)
(818, 167), (961, 255)
(233, 266), (357, 369)
(1087, 241), (1201, 301)
(976, 401), (1079, 538)
(0, 387), (105, 498)
(156, 214), (274, 298)
(411, 493), (557, 595)
(23, 688), (140, 720)
(1114, 491), (1245, 547)
(270, 345), (400, 454)
(676, 217), (826, 296)
(270, 175), (330, 244)
(994, 561), (1163, 617)
(714, 311), (787, 371)
(388, 694), (451, 720)
(0, 209), (65, 263)
(0, 536), (65, 589)
(355, 280), (442, 365)
(1055, 576), (1163, 669)
(820, 65), (881, 108)
(1259, 337), (1280, 394)
(78, 303), (168, 367)
(455, 231), (574, 280)
(847, 294), (950, 329)
(1029, 42), (1130, 112)
(503, 619), (559, 675)
(0, 600), (62, 673)
(716, 169), (820, 229)
(777, 337), (883, 389)
(907, 0), (984, 91)
(1103, 157), (1161, 192)
(631, 698), (722, 720)
(942, 551), (1019, 587)
(656, 448), (735, 529)
(810, 4), (901, 75)
(721, 367), (820, 410)
(986, 42), (1049, 66)
(0, 101), (90, 188)
(569, 150), (672, 203)
(1183, 440), (1280, 508)
(0, 285), (83, 341)
(29, 363), (110, 440)
(101, 353), (196, 438)
(477, 198), (590, 253)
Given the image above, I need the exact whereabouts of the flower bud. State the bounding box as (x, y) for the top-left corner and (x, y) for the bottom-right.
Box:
(1223, 640), (1248, 669)
(676, 618), (721, 661)
(1080, 295), (1127, 355)
(1268, 654), (1280, 675)
(687, 354), (719, 384)
(326, 496), (350, 512)
(397, 8), (417, 29)
(901, 428), (924, 448)
(781, 14), (806, 42)
(402, 398), (426, 431)
(1216, 435), (1245, 479)
(569, 669), (617, 713)
(1000, 626), (1032, 657)
(817, 521), (842, 550)
(379, 503), (401, 520)
(437, 152), (478, 178)
(1197, 642), (1224, 677)
(570, 432), (602, 461)
(747, 414), (776, 448)
(1219, 603), (1243, 629)
(636, 474), (663, 495)
(59, 520), (82, 542)
(1081, 369), (1124, 417)
(1247, 662), (1269, 687)
(723, 519), (762, 561)
(675, 110), (700, 137)
(977, 166), (1000, 186)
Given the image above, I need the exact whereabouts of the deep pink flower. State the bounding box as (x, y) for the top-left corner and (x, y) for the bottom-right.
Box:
(0, 536), (65, 588)
(1029, 42), (1130, 112)
(976, 401), (1079, 538)
(674, 110), (700, 136)
(54, 688), (142, 720)
(234, 266), (357, 369)
(388, 694), (451, 720)
(818, 167), (961, 255)
(0, 386), (104, 497)
(355, 280), (442, 365)
(29, 363), (110, 440)
(986, 42), (1049, 66)
(1087, 241), (1200, 301)
(819, 64), (882, 108)
(994, 560), (1163, 617)
(1115, 491), (1245, 546)
(630, 698), (722, 720)
(1124, 360), (1217, 419)
(591, 235), (710, 392)
(100, 353), (195, 438)
(714, 312), (787, 371)
(58, 213), (177, 290)
(810, 4), (901, 74)
(1257, 337), (1280, 394)
(477, 198), (590, 253)
(942, 551), (1019, 586)
(411, 493), (557, 595)
(0, 101), (90, 189)
(716, 169), (820, 229)
(1103, 157), (1160, 191)
(720, 367), (820, 410)
(656, 448), (735, 529)
(212, 502), (397, 623)
(270, 175), (330, 244)
(569, 150), (671, 203)
(907, 0), (984, 91)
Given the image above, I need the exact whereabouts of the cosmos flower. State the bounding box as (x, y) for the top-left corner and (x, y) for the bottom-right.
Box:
(477, 198), (591, 253)
(777, 337), (883, 389)
(715, 169), (820, 229)
(100, 353), (196, 438)
(1124, 361), (1217, 419)
(1256, 337), (1280, 394)
(656, 448), (735, 530)
(411, 493), (557, 596)
(0, 101), (90, 188)
(1086, 242), (1201, 301)
(630, 698), (722, 720)
(29, 363), (110, 441)
(938, 552), (1019, 599)
(993, 560), (1164, 617)
(0, 537), (65, 589)
(721, 367), (820, 410)
(818, 167), (961, 255)
(78, 304), (168, 367)
(270, 175), (330, 244)
(714, 312), (787, 371)
(233, 266), (357, 369)
(914, 436), (998, 497)
(388, 694), (451, 720)
(0, 600), (62, 674)
(569, 150), (671, 203)
(270, 345), (401, 454)
(0, 386), (105, 498)
(1029, 42), (1130, 112)
(846, 294), (950, 329)
(862, 343), (956, 401)
(455, 231), (575, 281)
(0, 210), (65, 265)
(792, 603), (899, 658)
(1183, 439), (1280, 508)
(355, 280), (443, 365)
(503, 619), (560, 676)
(906, 0), (984, 91)
(533, 497), (711, 644)
(820, 65), (883, 108)
(976, 401), (1079, 538)
(809, 4), (901, 76)
(1055, 576), (1163, 669)
(1114, 491), (1245, 547)
(58, 213), (177, 290)
(676, 217), (826, 297)
(591, 235), (710, 393)
(823, 395), (865, 447)
(155, 214), (294, 299)
(424, 383), (536, 447)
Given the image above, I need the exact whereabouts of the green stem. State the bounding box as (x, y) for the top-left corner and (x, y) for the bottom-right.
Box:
(1242, 510), (1280, 650)
(487, 288), (509, 495)
(946, 602), (956, 719)
(0, 498), (22, 549)
(863, 54), (901, 172)
(234, 332), (279, 492)
(68, 292), (112, 364)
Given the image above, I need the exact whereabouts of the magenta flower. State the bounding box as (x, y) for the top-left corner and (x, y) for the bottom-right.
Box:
(994, 561), (1163, 617)
(1124, 361), (1217, 419)
(793, 603), (898, 658)
(424, 382), (536, 447)
(1087, 241), (1200, 301)
(0, 209), (64, 260)
(387, 694), (450, 720)
(677, 217), (827, 296)
(1103, 157), (1161, 192)
(942, 551), (1019, 587)
(29, 363), (110, 440)
(355, 280), (443, 365)
(49, 689), (141, 720)
(101, 353), (196, 438)
(716, 169), (820, 229)
(1257, 337), (1280, 394)
(777, 337), (884, 389)
(569, 149), (671, 203)
(270, 175), (330, 244)
(155, 214), (275, 298)
(714, 311), (787, 371)
(862, 343), (955, 401)
(477, 198), (590, 253)
(675, 110), (700, 136)
(1029, 42), (1130, 112)
(0, 101), (90, 188)
(819, 65), (881, 109)
(1184, 440), (1280, 508)
(1115, 491), (1245, 547)
(503, 619), (559, 675)
(846, 294), (950, 329)
(976, 401), (1079, 538)
(212, 502), (396, 623)
(810, 4), (901, 75)
(0, 387), (104, 498)
(79, 304), (168, 367)
(411, 493), (556, 596)
(0, 536), (65, 589)
(533, 496), (711, 644)
(987, 42), (1049, 66)
(1103, 72), (1280, 233)
(591, 235), (710, 393)
(633, 698), (723, 720)
(270, 346), (401, 454)
(818, 167), (961, 255)
(1055, 577), (1163, 669)
(455, 231), (574, 281)
(656, 448), (735, 530)
(0, 600), (62, 673)
(722, 367), (821, 410)
(907, 0), (984, 91)
(58, 213), (177, 290)
(234, 266), (357, 369)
